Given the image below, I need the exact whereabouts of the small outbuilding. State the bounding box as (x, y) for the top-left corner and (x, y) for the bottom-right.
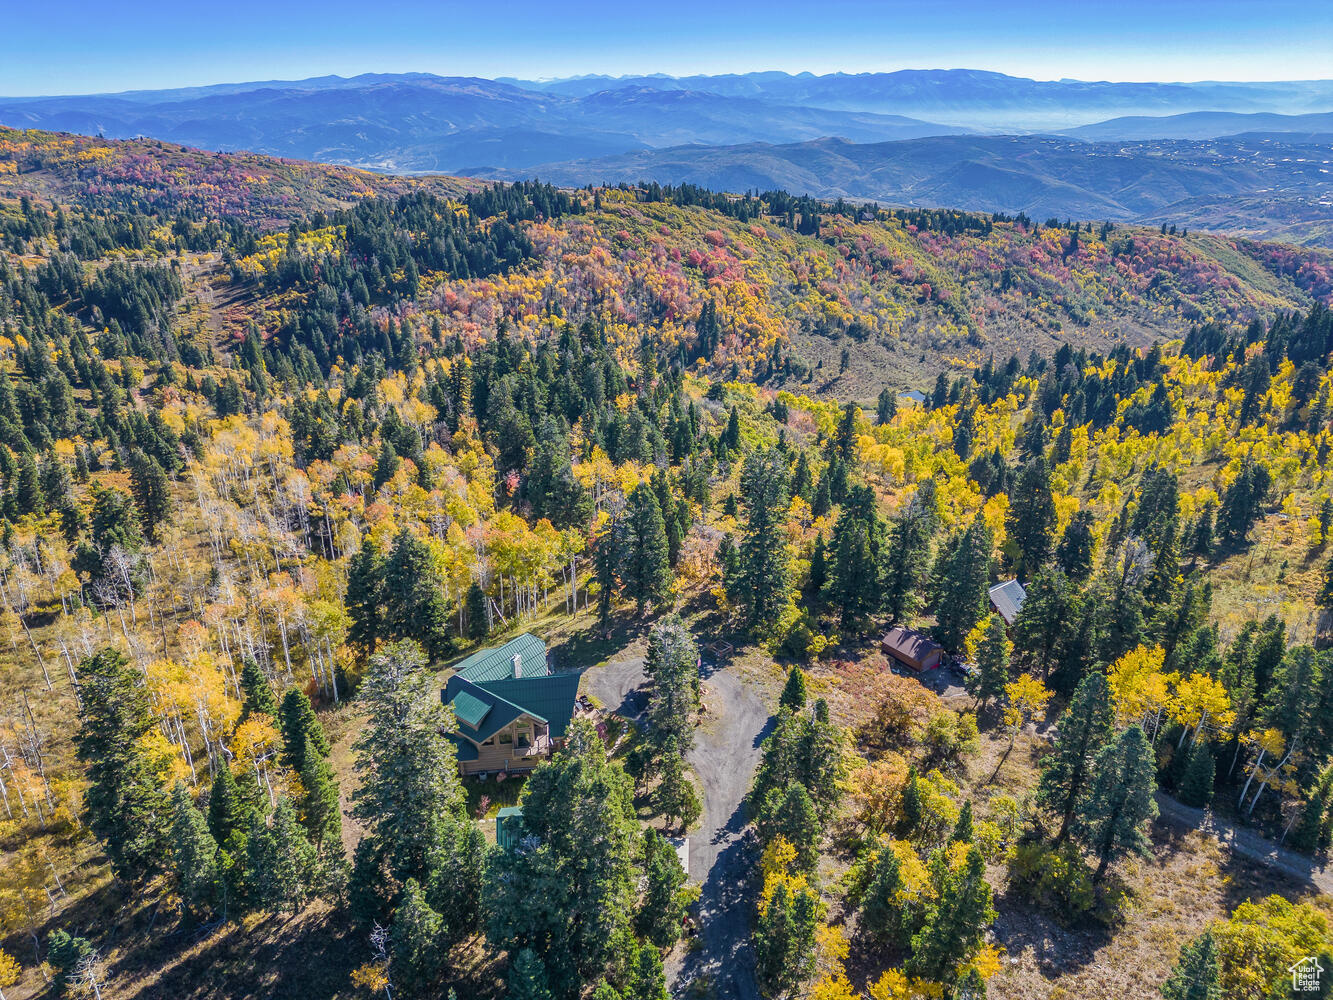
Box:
(496, 806), (526, 850)
(880, 626), (944, 672)
(988, 578), (1027, 627)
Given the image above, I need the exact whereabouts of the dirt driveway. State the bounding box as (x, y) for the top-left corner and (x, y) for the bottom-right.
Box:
(580, 653), (775, 999)
(1154, 792), (1333, 894)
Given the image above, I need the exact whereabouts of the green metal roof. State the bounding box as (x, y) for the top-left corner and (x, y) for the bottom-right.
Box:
(443, 633), (580, 749)
(496, 806), (525, 850)
(480, 672), (582, 739)
(451, 689), (492, 729)
(447, 677), (530, 742)
(451, 633), (548, 685)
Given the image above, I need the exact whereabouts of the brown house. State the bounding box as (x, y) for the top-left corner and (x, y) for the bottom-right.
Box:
(442, 633), (581, 776)
(881, 626), (944, 672)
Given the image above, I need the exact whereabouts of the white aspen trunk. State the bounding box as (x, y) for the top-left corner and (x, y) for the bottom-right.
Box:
(1238, 747), (1265, 808)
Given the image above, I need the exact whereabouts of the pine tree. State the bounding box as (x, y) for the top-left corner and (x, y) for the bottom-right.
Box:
(644, 614), (700, 757)
(968, 613), (1010, 707)
(877, 387), (897, 425)
(1075, 725), (1159, 881)
(74, 647), (171, 883)
(1056, 510), (1096, 582)
(1291, 793), (1325, 853)
(128, 449), (172, 541)
(168, 782), (222, 920)
(637, 828), (689, 950)
(811, 473), (832, 519)
(45, 930), (94, 997)
(907, 845), (995, 982)
(465, 581), (488, 639)
(1036, 671), (1115, 843)
(861, 845), (909, 947)
(950, 800), (975, 843)
(621, 482), (672, 614)
(826, 500), (880, 628)
(373, 438), (399, 488)
(897, 768), (924, 838)
(1006, 457), (1056, 575)
(484, 720), (639, 996)
(207, 764), (252, 852)
(506, 947), (553, 1000)
(735, 449), (791, 632)
(278, 688), (330, 776)
(72, 485), (144, 590)
(792, 451), (813, 500)
(383, 528), (452, 660)
(1177, 739), (1215, 808)
(352, 641), (477, 926)
(12, 450), (43, 516)
(246, 797), (319, 913)
(724, 405), (742, 453)
(835, 401), (859, 459)
(753, 880), (820, 997)
(239, 656), (278, 721)
(1161, 931), (1221, 1000)
(808, 533), (827, 594)
(1011, 568), (1075, 680)
(391, 879), (444, 999)
(346, 534), (384, 658)
(931, 512), (992, 651)
(779, 665), (808, 711)
(629, 942), (669, 1000)
(298, 735), (343, 854)
(528, 425), (592, 529)
(756, 782), (821, 871)
(881, 480), (939, 624)
(653, 746), (702, 833)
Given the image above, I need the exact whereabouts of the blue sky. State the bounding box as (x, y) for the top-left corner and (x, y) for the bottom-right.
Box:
(3, 0), (1330, 96)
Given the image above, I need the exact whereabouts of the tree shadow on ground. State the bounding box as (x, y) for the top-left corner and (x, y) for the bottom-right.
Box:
(671, 820), (761, 1000)
(110, 904), (360, 1000)
(989, 878), (1118, 980)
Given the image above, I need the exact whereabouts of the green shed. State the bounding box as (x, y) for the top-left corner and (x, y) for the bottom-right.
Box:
(496, 806), (526, 850)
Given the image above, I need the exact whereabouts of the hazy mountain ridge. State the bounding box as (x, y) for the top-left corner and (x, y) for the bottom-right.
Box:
(1060, 110), (1333, 141)
(478, 132), (1333, 247)
(500, 69), (1333, 126)
(0, 75), (971, 173)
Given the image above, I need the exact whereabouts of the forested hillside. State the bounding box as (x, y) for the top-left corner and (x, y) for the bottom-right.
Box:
(0, 129), (1331, 1000)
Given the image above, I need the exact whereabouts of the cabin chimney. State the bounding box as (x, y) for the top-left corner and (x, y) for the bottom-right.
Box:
(512, 653), (522, 678)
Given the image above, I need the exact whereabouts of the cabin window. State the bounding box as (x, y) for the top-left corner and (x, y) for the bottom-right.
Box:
(499, 731), (513, 745)
(482, 738), (494, 746)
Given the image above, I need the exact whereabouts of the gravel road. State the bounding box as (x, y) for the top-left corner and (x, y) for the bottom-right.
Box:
(1154, 791), (1333, 894)
(579, 653), (773, 999)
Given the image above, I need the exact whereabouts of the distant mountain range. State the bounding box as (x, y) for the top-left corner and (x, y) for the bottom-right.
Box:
(500, 70), (1333, 129)
(0, 74), (974, 173)
(4, 70), (1332, 172)
(1059, 110), (1333, 141)
(2, 69), (1330, 244)
(477, 133), (1333, 247)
